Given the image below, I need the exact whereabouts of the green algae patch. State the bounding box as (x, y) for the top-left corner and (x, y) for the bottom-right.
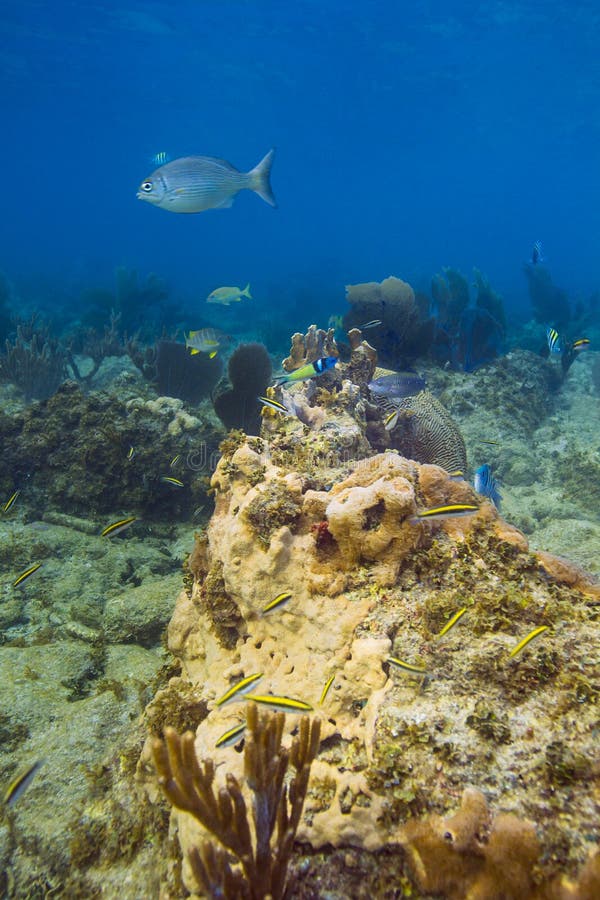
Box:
(244, 480), (302, 547)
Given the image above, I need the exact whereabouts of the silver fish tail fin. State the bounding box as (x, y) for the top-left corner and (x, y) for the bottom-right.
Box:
(248, 148), (276, 207)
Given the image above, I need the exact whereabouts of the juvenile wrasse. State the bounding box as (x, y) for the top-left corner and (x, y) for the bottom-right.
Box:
(387, 656), (427, 674)
(245, 694), (313, 712)
(215, 673), (263, 707)
(509, 626), (549, 658)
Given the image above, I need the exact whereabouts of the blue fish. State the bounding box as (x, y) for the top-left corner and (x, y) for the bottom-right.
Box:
(474, 464), (502, 509)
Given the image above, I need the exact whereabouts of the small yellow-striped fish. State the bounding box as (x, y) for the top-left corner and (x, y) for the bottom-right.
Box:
(319, 673), (335, 705)
(101, 516), (137, 538)
(13, 563), (42, 588)
(3, 489), (20, 513)
(215, 673), (263, 707)
(384, 409), (399, 431)
(160, 476), (184, 488)
(126, 445), (136, 461)
(215, 722), (246, 748)
(387, 656), (427, 675)
(262, 591), (292, 614)
(409, 504), (479, 524)
(4, 759), (44, 806)
(258, 396), (293, 415)
(169, 454), (180, 468)
(508, 625), (549, 658)
(437, 607), (467, 638)
(245, 694), (313, 712)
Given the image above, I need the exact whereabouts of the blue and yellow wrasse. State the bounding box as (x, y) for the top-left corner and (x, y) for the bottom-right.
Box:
(4, 759), (44, 807)
(13, 562), (42, 587)
(160, 476), (184, 488)
(170, 454), (181, 467)
(3, 489), (20, 513)
(509, 625), (549, 658)
(215, 673), (263, 707)
(572, 338), (590, 351)
(101, 516), (136, 538)
(319, 673), (335, 705)
(387, 656), (427, 674)
(384, 409), (399, 431)
(126, 445), (136, 461)
(437, 607), (467, 638)
(273, 356), (337, 386)
(262, 591), (292, 614)
(245, 694), (313, 712)
(409, 504), (479, 524)
(215, 722), (246, 748)
(258, 396), (294, 416)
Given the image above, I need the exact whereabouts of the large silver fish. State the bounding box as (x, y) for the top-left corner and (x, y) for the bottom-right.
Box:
(137, 149), (276, 213)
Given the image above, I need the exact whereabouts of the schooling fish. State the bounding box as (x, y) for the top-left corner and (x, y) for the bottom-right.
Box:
(258, 396), (295, 416)
(531, 240), (544, 265)
(206, 284), (252, 306)
(215, 673), (263, 707)
(185, 327), (229, 357)
(137, 149), (276, 213)
(368, 371), (426, 398)
(474, 464), (502, 509)
(215, 722), (246, 748)
(408, 504), (479, 524)
(160, 476), (184, 488)
(273, 356), (337, 386)
(262, 591), (292, 614)
(245, 694), (313, 713)
(546, 327), (562, 354)
(4, 759), (44, 807)
(572, 338), (590, 351)
(509, 625), (548, 658)
(101, 516), (137, 538)
(13, 562), (42, 587)
(361, 319), (383, 329)
(3, 489), (20, 513)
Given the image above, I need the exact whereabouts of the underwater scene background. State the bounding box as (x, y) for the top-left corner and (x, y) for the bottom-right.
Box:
(0, 2), (598, 898)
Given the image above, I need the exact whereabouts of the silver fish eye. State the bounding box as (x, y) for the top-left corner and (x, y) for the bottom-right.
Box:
(141, 181), (153, 192)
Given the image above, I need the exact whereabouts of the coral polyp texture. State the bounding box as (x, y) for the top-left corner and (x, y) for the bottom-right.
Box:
(147, 434), (600, 896)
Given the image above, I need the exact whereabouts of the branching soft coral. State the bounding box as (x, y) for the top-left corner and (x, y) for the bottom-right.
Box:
(152, 703), (321, 900)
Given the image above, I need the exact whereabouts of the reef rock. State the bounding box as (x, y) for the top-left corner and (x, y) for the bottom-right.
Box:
(146, 435), (599, 897)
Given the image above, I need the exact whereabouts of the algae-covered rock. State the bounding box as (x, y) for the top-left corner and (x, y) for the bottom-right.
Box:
(141, 435), (599, 897)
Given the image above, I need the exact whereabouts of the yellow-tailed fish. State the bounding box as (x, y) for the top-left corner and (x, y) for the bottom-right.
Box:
(215, 722), (246, 748)
(4, 759), (44, 807)
(126, 445), (136, 461)
(262, 591), (292, 614)
(101, 516), (137, 538)
(185, 327), (229, 356)
(245, 694), (313, 713)
(387, 656), (427, 674)
(137, 149), (276, 214)
(273, 356), (337, 386)
(13, 562), (42, 587)
(160, 476), (184, 488)
(3, 489), (20, 513)
(258, 396), (294, 416)
(215, 673), (263, 707)
(169, 454), (181, 468)
(408, 504), (479, 524)
(508, 626), (549, 658)
(319, 674), (335, 705)
(437, 607), (467, 638)
(206, 284), (252, 305)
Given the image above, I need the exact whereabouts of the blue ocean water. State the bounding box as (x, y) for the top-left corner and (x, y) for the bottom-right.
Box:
(1, 1), (599, 322)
